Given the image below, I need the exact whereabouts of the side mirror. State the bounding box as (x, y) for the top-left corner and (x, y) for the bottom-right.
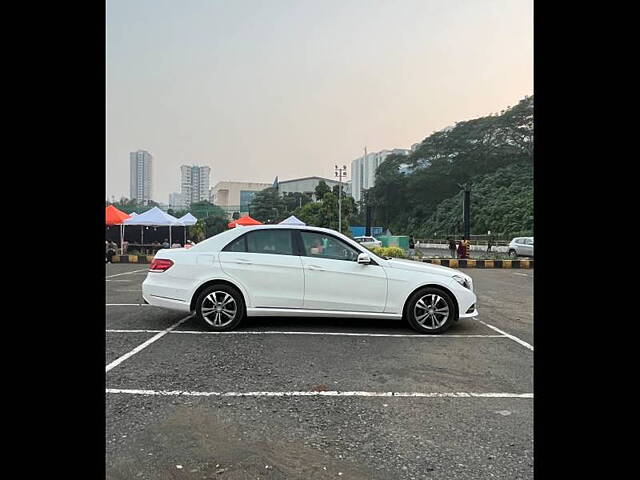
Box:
(357, 253), (371, 264)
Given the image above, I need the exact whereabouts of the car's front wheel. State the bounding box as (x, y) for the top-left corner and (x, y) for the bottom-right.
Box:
(405, 287), (457, 334)
(195, 284), (245, 331)
(509, 249), (518, 258)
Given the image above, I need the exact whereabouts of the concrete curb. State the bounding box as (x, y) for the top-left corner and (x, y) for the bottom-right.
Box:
(111, 255), (155, 264)
(422, 258), (533, 269)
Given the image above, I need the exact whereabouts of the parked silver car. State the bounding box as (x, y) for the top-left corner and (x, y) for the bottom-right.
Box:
(507, 237), (534, 258)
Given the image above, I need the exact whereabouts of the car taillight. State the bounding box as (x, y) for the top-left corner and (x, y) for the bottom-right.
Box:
(149, 258), (174, 272)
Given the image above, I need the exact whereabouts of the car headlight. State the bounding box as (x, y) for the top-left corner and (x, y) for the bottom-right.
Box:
(453, 275), (471, 290)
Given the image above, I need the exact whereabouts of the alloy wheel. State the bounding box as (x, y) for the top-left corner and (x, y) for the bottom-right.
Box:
(414, 294), (450, 330)
(201, 291), (237, 327)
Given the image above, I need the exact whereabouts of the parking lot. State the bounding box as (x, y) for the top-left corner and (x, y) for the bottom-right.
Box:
(106, 263), (533, 480)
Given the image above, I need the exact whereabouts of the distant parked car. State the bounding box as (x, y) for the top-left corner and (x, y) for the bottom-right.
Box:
(354, 236), (382, 248)
(507, 237), (534, 258)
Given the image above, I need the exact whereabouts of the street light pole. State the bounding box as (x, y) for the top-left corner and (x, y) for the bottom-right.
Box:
(335, 164), (347, 232)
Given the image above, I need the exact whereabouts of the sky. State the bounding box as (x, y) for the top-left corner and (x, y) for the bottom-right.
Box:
(107, 0), (533, 203)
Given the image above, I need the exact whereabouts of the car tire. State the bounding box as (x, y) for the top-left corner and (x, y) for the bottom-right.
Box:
(195, 284), (245, 331)
(405, 287), (457, 334)
(509, 249), (518, 258)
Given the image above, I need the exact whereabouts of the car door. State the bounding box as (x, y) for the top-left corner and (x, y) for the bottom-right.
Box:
(524, 238), (534, 257)
(219, 229), (304, 308)
(297, 230), (388, 312)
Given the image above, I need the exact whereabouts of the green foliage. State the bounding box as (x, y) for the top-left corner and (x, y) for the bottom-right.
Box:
(292, 191), (356, 234)
(366, 96), (533, 237)
(189, 201), (226, 220)
(188, 219), (206, 242)
(421, 162), (533, 237)
(368, 246), (406, 258)
(248, 188), (287, 223)
(314, 180), (331, 199)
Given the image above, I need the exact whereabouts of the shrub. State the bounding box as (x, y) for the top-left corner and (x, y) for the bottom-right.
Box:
(367, 246), (406, 258)
(385, 246), (406, 258)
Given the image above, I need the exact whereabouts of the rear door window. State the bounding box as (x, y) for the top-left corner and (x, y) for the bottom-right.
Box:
(246, 229), (294, 255)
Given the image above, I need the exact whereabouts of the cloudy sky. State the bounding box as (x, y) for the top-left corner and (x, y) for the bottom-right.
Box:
(107, 0), (533, 203)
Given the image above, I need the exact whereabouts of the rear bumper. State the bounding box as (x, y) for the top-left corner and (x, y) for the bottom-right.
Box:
(142, 293), (191, 312)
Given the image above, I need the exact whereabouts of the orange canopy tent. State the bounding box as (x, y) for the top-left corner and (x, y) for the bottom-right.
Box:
(106, 205), (131, 254)
(228, 215), (263, 228)
(106, 205), (131, 225)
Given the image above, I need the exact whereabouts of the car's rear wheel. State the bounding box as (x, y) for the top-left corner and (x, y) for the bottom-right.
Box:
(195, 284), (245, 331)
(405, 287), (457, 334)
(509, 249), (518, 258)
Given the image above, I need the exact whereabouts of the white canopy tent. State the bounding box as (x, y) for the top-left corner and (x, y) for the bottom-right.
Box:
(178, 213), (198, 244)
(278, 215), (306, 226)
(123, 207), (184, 246)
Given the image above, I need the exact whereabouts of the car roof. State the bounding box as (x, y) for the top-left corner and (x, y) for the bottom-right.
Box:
(189, 224), (378, 254)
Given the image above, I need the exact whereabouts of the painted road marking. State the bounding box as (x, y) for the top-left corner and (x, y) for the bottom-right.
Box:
(513, 272), (530, 277)
(107, 388), (533, 398)
(476, 319), (533, 351)
(105, 329), (506, 338)
(106, 269), (148, 278)
(105, 314), (193, 372)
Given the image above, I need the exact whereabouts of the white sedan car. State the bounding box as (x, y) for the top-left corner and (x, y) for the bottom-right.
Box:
(142, 225), (478, 334)
(353, 236), (382, 248)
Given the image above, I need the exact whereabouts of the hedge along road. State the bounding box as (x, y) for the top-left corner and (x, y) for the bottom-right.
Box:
(105, 264), (533, 480)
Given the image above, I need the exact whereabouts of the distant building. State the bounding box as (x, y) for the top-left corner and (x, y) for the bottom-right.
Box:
(180, 165), (211, 206)
(350, 148), (411, 202)
(169, 192), (187, 208)
(276, 176), (343, 201)
(210, 181), (272, 217)
(129, 150), (153, 204)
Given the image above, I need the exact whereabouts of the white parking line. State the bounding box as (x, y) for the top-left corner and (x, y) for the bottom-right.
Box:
(106, 329), (506, 338)
(106, 269), (148, 278)
(513, 272), (530, 277)
(105, 314), (193, 372)
(476, 320), (533, 351)
(106, 388), (533, 398)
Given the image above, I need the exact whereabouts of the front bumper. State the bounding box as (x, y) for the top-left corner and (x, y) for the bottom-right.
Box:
(459, 309), (479, 319)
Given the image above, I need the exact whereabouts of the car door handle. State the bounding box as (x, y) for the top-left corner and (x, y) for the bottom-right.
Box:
(234, 259), (252, 264)
(307, 265), (324, 271)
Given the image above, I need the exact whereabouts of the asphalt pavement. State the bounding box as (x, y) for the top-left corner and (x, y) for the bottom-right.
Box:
(106, 262), (533, 479)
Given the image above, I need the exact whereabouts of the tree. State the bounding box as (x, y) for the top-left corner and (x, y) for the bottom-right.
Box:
(365, 95), (533, 236)
(314, 180), (331, 199)
(248, 188), (287, 223)
(189, 201), (226, 219)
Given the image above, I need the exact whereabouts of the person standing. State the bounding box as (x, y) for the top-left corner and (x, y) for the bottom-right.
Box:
(464, 237), (471, 259)
(408, 236), (416, 257)
(457, 237), (467, 259)
(106, 240), (117, 263)
(487, 235), (493, 252)
(448, 237), (457, 258)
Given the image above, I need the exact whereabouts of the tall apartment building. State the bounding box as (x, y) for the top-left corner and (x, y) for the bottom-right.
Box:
(129, 150), (153, 204)
(180, 165), (211, 206)
(350, 148), (411, 202)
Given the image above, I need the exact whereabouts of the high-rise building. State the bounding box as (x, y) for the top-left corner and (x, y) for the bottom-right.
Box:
(350, 148), (411, 203)
(130, 150), (153, 204)
(180, 165), (211, 205)
(169, 192), (187, 208)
